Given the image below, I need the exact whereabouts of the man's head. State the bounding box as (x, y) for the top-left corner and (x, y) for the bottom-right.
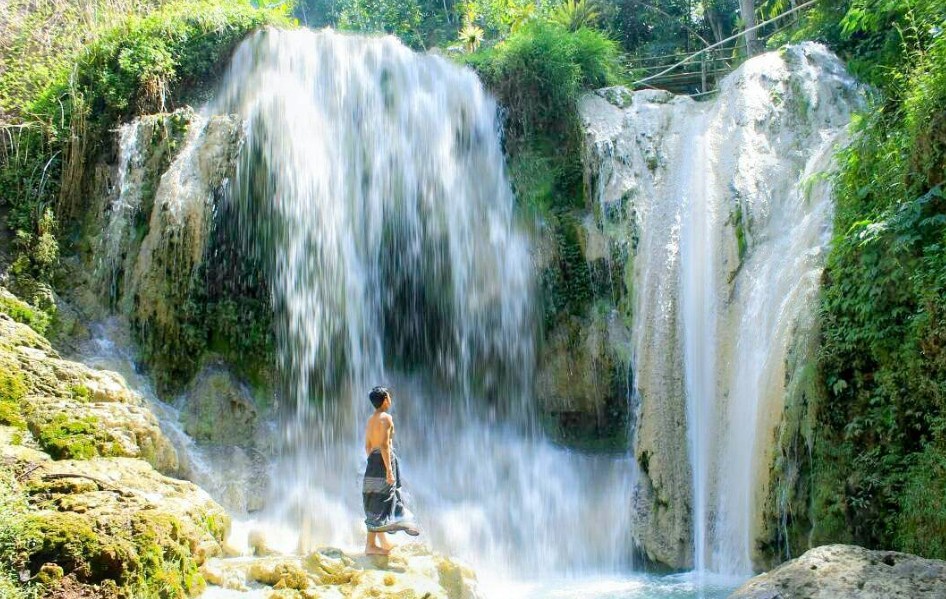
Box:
(369, 386), (391, 410)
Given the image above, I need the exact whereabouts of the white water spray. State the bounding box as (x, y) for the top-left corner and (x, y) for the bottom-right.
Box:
(204, 28), (636, 577)
(582, 43), (864, 573)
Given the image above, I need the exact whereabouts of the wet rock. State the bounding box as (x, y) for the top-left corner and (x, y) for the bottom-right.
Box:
(535, 307), (631, 451)
(729, 544), (946, 599)
(250, 529), (278, 557)
(249, 559), (311, 589)
(180, 365), (258, 446)
(0, 315), (178, 473)
(202, 544), (479, 599)
(304, 548), (356, 584)
(579, 43), (864, 569)
(126, 112), (244, 392)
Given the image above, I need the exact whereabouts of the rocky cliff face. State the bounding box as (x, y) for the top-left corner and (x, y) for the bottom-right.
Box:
(0, 301), (230, 597)
(579, 43), (865, 569)
(89, 108), (254, 393)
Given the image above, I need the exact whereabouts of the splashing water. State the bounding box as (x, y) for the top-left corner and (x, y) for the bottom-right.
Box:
(206, 27), (637, 578)
(582, 43), (864, 575)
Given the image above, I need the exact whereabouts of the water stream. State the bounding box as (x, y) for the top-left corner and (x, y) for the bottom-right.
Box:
(582, 43), (863, 575)
(90, 27), (866, 598)
(208, 27), (639, 582)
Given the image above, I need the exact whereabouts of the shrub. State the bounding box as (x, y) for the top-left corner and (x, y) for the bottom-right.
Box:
(462, 21), (621, 336)
(0, 294), (51, 336)
(813, 15), (946, 557)
(467, 20), (621, 144)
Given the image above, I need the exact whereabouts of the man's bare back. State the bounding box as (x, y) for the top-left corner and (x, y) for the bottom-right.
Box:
(364, 410), (395, 486)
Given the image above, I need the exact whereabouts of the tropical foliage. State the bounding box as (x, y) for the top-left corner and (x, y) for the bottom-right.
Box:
(806, 0), (946, 558)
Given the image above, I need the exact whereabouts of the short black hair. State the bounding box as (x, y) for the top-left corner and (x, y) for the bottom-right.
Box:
(369, 386), (390, 409)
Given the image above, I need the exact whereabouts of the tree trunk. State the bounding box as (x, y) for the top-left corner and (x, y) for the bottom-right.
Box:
(704, 3), (725, 43)
(741, 0), (761, 56)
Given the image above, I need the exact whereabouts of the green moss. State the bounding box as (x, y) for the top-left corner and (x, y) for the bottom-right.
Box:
(0, 367), (26, 397)
(69, 385), (92, 403)
(126, 512), (205, 598)
(0, 470), (36, 599)
(0, 295), (51, 336)
(7, 489), (209, 597)
(541, 212), (593, 325)
(0, 367), (28, 430)
(731, 204), (747, 263)
(20, 512), (129, 582)
(31, 415), (122, 460)
(201, 512), (228, 542)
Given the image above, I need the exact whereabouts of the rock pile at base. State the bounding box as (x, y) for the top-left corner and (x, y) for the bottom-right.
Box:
(201, 543), (479, 599)
(729, 544), (946, 599)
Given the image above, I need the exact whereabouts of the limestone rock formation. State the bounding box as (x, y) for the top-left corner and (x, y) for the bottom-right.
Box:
(535, 305), (631, 449)
(0, 313), (178, 472)
(0, 298), (234, 597)
(200, 543), (480, 599)
(180, 365), (258, 446)
(1, 437), (230, 597)
(580, 43), (864, 569)
(94, 108), (247, 392)
(729, 544), (946, 598)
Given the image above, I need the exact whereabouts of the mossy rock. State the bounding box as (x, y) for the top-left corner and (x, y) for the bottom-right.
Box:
(21, 512), (133, 582)
(0, 364), (28, 429)
(29, 414), (124, 460)
(16, 511), (206, 597)
(180, 366), (257, 446)
(0, 290), (52, 336)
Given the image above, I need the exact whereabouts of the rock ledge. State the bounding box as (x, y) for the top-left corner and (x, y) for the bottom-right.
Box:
(729, 544), (946, 599)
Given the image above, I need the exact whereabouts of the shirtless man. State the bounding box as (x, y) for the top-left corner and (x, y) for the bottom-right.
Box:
(362, 386), (418, 555)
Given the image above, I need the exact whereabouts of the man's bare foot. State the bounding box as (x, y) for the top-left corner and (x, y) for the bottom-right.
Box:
(365, 546), (390, 556)
(379, 535), (393, 551)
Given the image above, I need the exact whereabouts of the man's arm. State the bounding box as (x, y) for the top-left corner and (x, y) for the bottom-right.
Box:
(380, 415), (395, 485)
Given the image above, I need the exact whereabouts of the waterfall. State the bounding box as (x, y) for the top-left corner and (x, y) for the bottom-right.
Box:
(582, 43), (864, 573)
(201, 27), (636, 577)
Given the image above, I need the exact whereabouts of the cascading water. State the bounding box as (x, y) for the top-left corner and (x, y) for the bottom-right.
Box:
(203, 27), (636, 578)
(582, 43), (864, 574)
(92, 25), (865, 596)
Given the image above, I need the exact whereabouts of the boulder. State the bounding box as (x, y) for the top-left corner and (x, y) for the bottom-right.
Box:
(729, 544), (946, 599)
(1, 443), (230, 597)
(0, 303), (232, 598)
(180, 365), (258, 446)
